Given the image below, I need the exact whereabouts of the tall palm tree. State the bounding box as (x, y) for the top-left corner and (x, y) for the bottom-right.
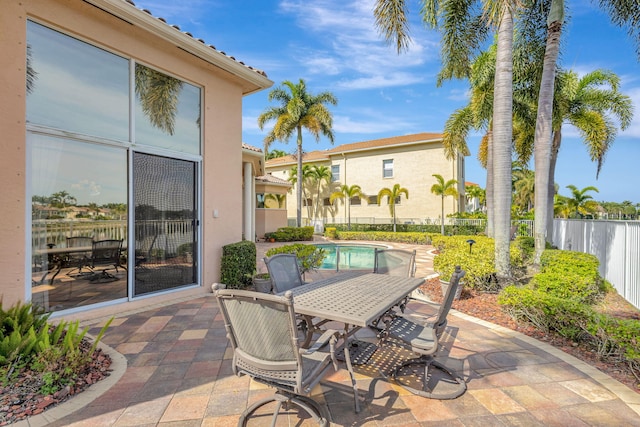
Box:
(564, 185), (599, 218)
(542, 69), (633, 242)
(257, 79), (337, 227)
(329, 184), (366, 230)
(431, 174), (458, 235)
(377, 184), (409, 232)
(512, 164), (535, 213)
(374, 0), (519, 279)
(308, 165), (332, 221)
(265, 149), (288, 160)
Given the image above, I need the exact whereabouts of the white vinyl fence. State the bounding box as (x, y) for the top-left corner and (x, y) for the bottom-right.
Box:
(552, 219), (640, 309)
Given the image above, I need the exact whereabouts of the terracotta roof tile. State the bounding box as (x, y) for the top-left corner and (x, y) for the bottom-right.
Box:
(256, 174), (291, 186)
(242, 143), (262, 153)
(265, 132), (444, 167)
(126, 0), (267, 77)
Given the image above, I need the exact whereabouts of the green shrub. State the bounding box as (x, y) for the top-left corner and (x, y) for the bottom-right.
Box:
(333, 231), (434, 245)
(0, 300), (112, 394)
(265, 243), (326, 275)
(324, 227), (337, 239)
(220, 240), (256, 289)
(273, 226), (314, 241)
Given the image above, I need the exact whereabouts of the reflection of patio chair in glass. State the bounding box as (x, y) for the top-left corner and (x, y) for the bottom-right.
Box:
(213, 285), (351, 426)
(88, 239), (124, 283)
(64, 236), (94, 277)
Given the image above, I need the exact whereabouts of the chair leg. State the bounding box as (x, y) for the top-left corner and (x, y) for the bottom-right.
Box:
(391, 356), (466, 400)
(238, 390), (329, 427)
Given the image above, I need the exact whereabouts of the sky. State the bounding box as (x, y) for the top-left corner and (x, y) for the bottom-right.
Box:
(134, 0), (640, 204)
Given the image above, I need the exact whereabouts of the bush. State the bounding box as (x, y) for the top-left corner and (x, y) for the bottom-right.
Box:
(273, 226), (314, 242)
(532, 250), (603, 303)
(220, 240), (256, 289)
(331, 231), (434, 245)
(265, 243), (326, 275)
(0, 301), (112, 395)
(324, 227), (337, 239)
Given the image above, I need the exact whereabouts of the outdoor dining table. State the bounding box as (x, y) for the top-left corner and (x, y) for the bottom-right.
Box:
(277, 271), (426, 412)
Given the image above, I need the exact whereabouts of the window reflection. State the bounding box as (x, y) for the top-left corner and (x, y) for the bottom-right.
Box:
(26, 21), (129, 141)
(135, 64), (201, 154)
(31, 133), (128, 312)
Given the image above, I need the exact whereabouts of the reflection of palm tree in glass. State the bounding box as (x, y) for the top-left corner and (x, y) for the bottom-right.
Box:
(135, 64), (183, 135)
(26, 44), (37, 94)
(265, 194), (286, 208)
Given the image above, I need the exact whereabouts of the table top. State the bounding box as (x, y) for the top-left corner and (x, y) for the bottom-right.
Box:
(281, 272), (425, 327)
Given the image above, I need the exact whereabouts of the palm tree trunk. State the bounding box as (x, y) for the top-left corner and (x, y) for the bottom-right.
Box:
(296, 128), (303, 227)
(486, 130), (494, 238)
(441, 195), (445, 235)
(534, 0), (563, 265)
(492, 8), (514, 280)
(546, 129), (561, 244)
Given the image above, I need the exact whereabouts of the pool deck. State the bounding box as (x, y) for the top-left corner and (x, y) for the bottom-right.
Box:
(19, 238), (640, 426)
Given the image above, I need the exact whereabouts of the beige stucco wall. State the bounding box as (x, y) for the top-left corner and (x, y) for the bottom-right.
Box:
(255, 209), (288, 239)
(266, 141), (462, 224)
(1, 0), (263, 310)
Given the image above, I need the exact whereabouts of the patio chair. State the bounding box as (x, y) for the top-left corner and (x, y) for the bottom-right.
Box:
(264, 253), (315, 347)
(378, 265), (467, 399)
(88, 239), (124, 283)
(264, 254), (308, 293)
(373, 248), (416, 277)
(64, 236), (94, 277)
(371, 248), (417, 318)
(213, 284), (354, 426)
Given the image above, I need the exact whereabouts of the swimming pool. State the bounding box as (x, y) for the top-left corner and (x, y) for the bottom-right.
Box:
(314, 243), (387, 271)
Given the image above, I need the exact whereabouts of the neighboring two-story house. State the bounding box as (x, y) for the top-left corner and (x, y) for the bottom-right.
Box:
(264, 133), (466, 228)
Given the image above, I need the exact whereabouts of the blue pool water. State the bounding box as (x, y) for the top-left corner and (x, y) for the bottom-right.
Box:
(315, 243), (386, 271)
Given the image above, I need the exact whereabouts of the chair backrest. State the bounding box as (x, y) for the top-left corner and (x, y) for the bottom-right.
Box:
(373, 249), (416, 277)
(214, 287), (302, 381)
(264, 254), (304, 293)
(434, 266), (466, 335)
(66, 236), (93, 248)
(91, 239), (123, 267)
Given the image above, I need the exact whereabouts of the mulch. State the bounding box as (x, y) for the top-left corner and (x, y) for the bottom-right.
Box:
(419, 277), (640, 394)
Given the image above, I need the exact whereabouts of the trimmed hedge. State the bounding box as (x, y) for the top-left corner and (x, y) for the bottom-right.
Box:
(325, 223), (486, 235)
(273, 226), (314, 242)
(265, 243), (326, 275)
(220, 240), (256, 289)
(328, 230), (435, 245)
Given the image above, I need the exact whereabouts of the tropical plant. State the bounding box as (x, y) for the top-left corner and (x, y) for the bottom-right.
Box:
(50, 190), (77, 208)
(265, 193), (286, 208)
(377, 184), (408, 232)
(265, 149), (288, 160)
(430, 174), (458, 235)
(329, 184), (366, 230)
(308, 165), (332, 220)
(288, 165), (314, 219)
(465, 184), (486, 212)
(134, 64), (184, 135)
(512, 164), (535, 213)
(563, 185), (600, 218)
(257, 79), (337, 227)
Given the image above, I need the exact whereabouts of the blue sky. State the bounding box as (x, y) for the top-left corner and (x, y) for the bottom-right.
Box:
(134, 0), (639, 204)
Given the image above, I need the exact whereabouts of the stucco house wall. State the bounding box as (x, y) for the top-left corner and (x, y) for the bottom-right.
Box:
(265, 133), (465, 225)
(1, 0), (271, 312)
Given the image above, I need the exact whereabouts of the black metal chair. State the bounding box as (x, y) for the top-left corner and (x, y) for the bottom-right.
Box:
(64, 236), (94, 277)
(213, 284), (355, 426)
(378, 265), (467, 399)
(88, 239), (124, 283)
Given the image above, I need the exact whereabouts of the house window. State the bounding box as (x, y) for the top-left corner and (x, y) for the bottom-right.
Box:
(368, 195), (378, 204)
(323, 197), (331, 206)
(383, 159), (393, 178)
(256, 193), (265, 208)
(331, 164), (340, 182)
(350, 196), (361, 205)
(395, 196), (402, 204)
(303, 198), (313, 207)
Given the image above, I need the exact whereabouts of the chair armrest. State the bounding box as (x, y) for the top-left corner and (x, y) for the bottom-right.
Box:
(304, 328), (340, 370)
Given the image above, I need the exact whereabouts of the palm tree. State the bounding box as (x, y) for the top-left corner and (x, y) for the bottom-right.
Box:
(431, 175), (458, 235)
(257, 79), (337, 227)
(374, 0), (519, 279)
(512, 164), (535, 213)
(51, 190), (76, 208)
(135, 64), (183, 135)
(265, 193), (286, 208)
(465, 184), (486, 212)
(288, 165), (314, 220)
(308, 165), (333, 221)
(265, 149), (288, 160)
(329, 184), (366, 230)
(564, 185), (599, 218)
(377, 184), (409, 232)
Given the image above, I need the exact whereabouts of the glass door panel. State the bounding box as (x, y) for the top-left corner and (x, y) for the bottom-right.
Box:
(133, 153), (197, 296)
